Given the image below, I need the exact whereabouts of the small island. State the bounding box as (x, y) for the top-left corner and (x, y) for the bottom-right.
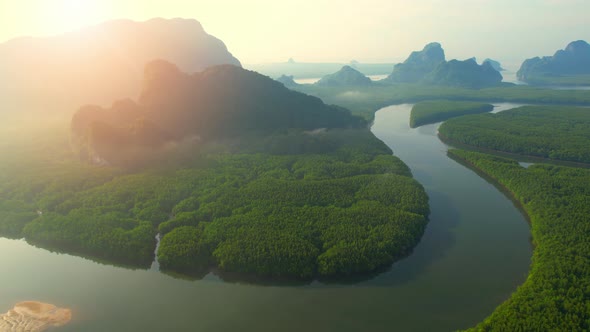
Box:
(0, 301), (71, 332)
(409, 100), (493, 128)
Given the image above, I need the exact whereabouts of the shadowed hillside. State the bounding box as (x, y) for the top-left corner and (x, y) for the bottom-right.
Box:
(71, 60), (364, 165)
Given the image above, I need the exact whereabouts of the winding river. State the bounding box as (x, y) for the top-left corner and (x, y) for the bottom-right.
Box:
(0, 103), (532, 332)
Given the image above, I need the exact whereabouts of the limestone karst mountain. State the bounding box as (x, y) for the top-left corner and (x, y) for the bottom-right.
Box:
(384, 42), (445, 83)
(425, 58), (503, 88)
(517, 40), (590, 84)
(383, 43), (502, 88)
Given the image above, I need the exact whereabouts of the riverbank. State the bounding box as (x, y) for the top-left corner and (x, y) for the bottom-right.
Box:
(448, 149), (590, 331)
(438, 132), (590, 169)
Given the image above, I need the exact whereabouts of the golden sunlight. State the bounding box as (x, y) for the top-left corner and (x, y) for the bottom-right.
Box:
(53, 0), (103, 31)
(0, 0), (111, 40)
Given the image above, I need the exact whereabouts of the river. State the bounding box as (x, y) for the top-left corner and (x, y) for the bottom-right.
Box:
(0, 103), (532, 332)
(294, 74), (388, 84)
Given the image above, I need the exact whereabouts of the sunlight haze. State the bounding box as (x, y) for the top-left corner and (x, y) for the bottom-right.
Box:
(1, 0), (588, 65)
(2, 0), (590, 331)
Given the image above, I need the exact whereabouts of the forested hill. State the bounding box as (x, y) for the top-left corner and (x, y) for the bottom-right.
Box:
(72, 60), (364, 165)
(139, 61), (363, 134)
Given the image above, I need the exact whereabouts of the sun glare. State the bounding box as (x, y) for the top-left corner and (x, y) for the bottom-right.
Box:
(56, 0), (97, 28)
(53, 0), (103, 33)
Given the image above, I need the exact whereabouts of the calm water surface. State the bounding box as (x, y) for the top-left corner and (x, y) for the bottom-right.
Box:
(294, 74), (387, 84)
(0, 103), (532, 332)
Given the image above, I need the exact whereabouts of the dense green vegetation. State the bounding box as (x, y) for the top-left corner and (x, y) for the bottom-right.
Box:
(449, 149), (590, 331)
(0, 60), (432, 279)
(0, 126), (429, 278)
(295, 83), (590, 121)
(409, 100), (493, 128)
(157, 226), (209, 273)
(439, 105), (590, 163)
(154, 130), (429, 279)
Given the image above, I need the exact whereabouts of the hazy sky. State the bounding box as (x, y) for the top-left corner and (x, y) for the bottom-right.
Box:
(0, 0), (588, 66)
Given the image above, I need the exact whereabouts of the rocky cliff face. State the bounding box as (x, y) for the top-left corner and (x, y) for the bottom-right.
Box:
(0, 18), (241, 110)
(385, 42), (446, 83)
(517, 40), (590, 82)
(315, 66), (372, 86)
(425, 59), (503, 88)
(383, 43), (502, 88)
(483, 58), (504, 71)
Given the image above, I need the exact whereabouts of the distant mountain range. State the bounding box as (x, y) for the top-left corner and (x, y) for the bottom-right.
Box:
(0, 18), (240, 110)
(248, 62), (394, 80)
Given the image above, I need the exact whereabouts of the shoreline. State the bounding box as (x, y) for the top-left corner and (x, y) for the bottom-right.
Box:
(437, 132), (590, 169)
